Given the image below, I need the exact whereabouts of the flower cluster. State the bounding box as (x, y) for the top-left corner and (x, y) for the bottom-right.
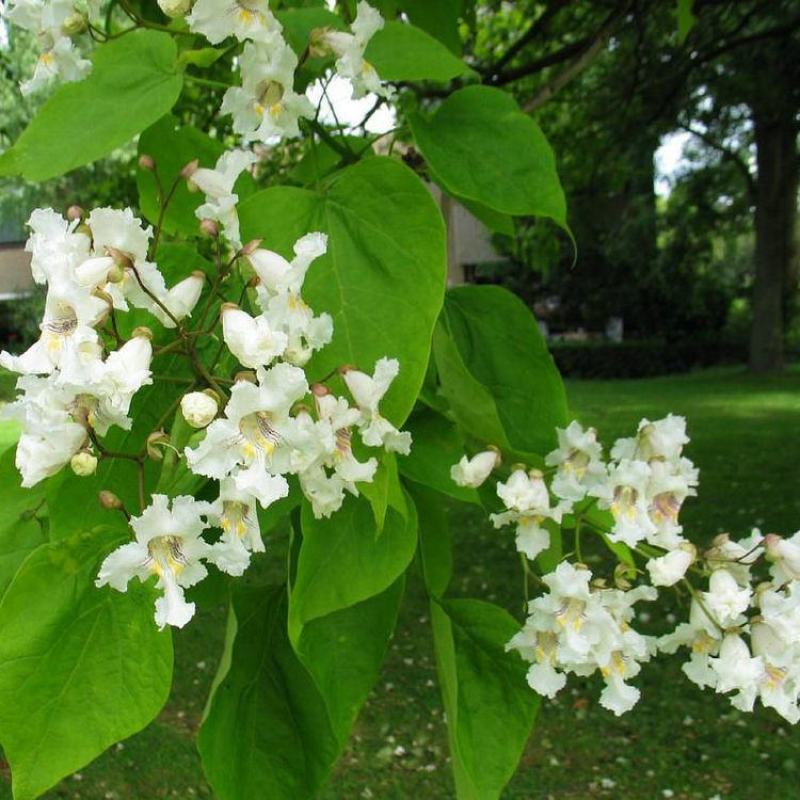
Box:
(6, 0), (93, 94)
(0, 206), (202, 486)
(453, 417), (800, 723)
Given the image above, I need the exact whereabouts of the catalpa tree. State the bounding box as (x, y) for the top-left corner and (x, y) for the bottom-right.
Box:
(0, 1), (798, 798)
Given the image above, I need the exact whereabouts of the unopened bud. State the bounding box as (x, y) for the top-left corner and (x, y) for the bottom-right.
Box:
(181, 391), (219, 429)
(157, 0), (191, 18)
(239, 238), (263, 257)
(200, 218), (219, 238)
(71, 451), (98, 477)
(311, 383), (330, 397)
(182, 158), (200, 182)
(234, 370), (257, 384)
(590, 577), (607, 589)
(66, 204), (84, 221)
(146, 430), (171, 461)
(131, 326), (154, 340)
(98, 490), (124, 510)
(138, 154), (156, 171)
(62, 12), (86, 35)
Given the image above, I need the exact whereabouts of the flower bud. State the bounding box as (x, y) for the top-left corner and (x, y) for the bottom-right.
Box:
(146, 430), (170, 461)
(182, 158), (200, 183)
(98, 490), (124, 510)
(613, 562), (637, 590)
(138, 154), (156, 171)
(157, 0), (191, 18)
(451, 449), (501, 489)
(181, 391), (219, 429)
(71, 451), (98, 477)
(200, 218), (219, 238)
(62, 12), (86, 35)
(239, 238), (263, 257)
(311, 383), (330, 397)
(309, 26), (334, 58)
(66, 204), (84, 221)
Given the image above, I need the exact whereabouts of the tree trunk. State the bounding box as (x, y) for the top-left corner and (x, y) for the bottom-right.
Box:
(748, 106), (798, 373)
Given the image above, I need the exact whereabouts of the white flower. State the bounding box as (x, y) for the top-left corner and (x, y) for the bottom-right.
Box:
(750, 621), (800, 723)
(188, 0), (281, 44)
(646, 545), (695, 587)
(451, 450), (499, 488)
(86, 207), (152, 264)
(611, 414), (689, 463)
(21, 36), (91, 95)
(590, 459), (655, 547)
(181, 391), (219, 429)
(705, 530), (763, 586)
(323, 1), (392, 99)
(24, 207), (90, 285)
(208, 477), (277, 576)
(659, 600), (722, 689)
(545, 421), (606, 502)
(490, 469), (565, 561)
(191, 149), (257, 248)
(342, 358), (411, 454)
(314, 392), (376, 485)
(709, 634), (763, 712)
(645, 459), (697, 549)
(153, 272), (205, 328)
(222, 305), (288, 368)
(766, 532), (800, 586)
(96, 495), (216, 629)
(221, 36), (313, 143)
(249, 232), (332, 365)
(703, 569), (751, 629)
(185, 363), (308, 479)
(298, 463), (349, 519)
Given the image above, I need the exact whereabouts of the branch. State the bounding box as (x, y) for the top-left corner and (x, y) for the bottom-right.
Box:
(678, 122), (756, 199)
(486, 0), (572, 80)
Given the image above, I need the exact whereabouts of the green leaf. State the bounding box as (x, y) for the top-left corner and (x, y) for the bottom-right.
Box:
(289, 494), (417, 640)
(0, 448), (48, 599)
(0, 527), (173, 800)
(0, 31), (183, 181)
(409, 86), (568, 229)
(198, 585), (339, 800)
(366, 19), (473, 83)
(293, 577), (404, 744)
(400, 407), (480, 503)
(459, 197), (515, 236)
(239, 156), (447, 424)
(677, 0), (697, 43)
(434, 284), (568, 458)
(410, 483), (452, 597)
(399, 0), (463, 54)
(358, 451), (404, 531)
(430, 598), (539, 800)
(288, 134), (372, 186)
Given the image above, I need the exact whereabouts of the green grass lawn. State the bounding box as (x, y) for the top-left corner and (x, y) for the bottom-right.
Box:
(1, 366), (799, 799)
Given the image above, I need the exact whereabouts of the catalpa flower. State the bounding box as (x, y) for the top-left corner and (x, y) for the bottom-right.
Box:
(187, 0), (281, 45)
(322, 1), (393, 100)
(191, 149), (257, 248)
(185, 362), (308, 480)
(590, 458), (656, 547)
(490, 468), (566, 561)
(221, 36), (313, 144)
(451, 449), (500, 489)
(96, 495), (216, 629)
(342, 357), (411, 455)
(221, 304), (288, 369)
(546, 420), (606, 502)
